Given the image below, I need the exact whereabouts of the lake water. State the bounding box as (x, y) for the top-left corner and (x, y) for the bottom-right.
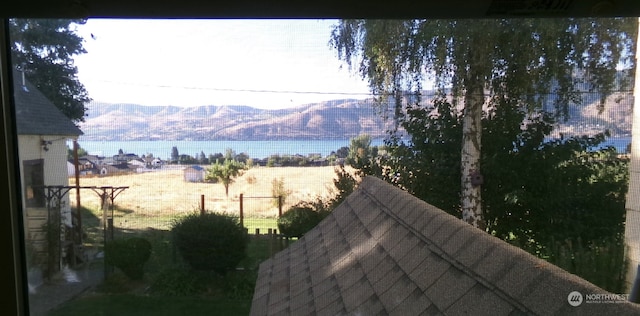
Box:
(71, 136), (631, 160)
(595, 136), (632, 153)
(73, 139), (386, 159)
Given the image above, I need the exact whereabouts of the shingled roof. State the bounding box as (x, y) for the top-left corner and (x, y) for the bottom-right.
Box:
(251, 176), (640, 315)
(13, 70), (83, 136)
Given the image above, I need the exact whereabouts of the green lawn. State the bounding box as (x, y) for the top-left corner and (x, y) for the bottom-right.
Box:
(48, 233), (285, 316)
(243, 217), (278, 234)
(48, 295), (251, 316)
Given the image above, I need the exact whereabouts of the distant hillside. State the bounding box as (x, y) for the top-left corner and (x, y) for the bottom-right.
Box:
(79, 100), (394, 141)
(550, 91), (633, 138)
(78, 90), (632, 141)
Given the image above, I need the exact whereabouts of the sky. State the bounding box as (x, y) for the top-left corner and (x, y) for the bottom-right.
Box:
(73, 19), (373, 109)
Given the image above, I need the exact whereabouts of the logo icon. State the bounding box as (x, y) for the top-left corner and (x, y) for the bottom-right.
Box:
(568, 291), (583, 307)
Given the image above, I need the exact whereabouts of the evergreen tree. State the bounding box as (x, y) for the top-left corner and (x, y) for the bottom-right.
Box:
(170, 146), (179, 162)
(9, 19), (91, 122)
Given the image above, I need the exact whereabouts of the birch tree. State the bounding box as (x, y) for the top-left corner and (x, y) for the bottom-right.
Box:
(331, 18), (636, 230)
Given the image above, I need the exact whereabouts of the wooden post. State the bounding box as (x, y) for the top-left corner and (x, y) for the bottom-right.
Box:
(73, 140), (81, 243)
(200, 194), (205, 216)
(239, 193), (244, 228)
(278, 195), (283, 217)
(268, 228), (273, 257)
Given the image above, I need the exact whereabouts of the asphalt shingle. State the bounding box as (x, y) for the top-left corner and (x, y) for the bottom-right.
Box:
(13, 70), (83, 137)
(250, 176), (640, 315)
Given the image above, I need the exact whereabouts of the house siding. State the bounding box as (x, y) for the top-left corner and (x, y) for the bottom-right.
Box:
(18, 135), (76, 273)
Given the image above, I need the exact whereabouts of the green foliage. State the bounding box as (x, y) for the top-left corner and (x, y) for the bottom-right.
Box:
(374, 97), (629, 289)
(380, 99), (628, 245)
(335, 146), (349, 158)
(347, 134), (374, 170)
(330, 164), (360, 209)
(104, 237), (152, 280)
(545, 236), (629, 293)
(9, 19), (91, 122)
(331, 19), (636, 122)
(171, 213), (249, 275)
(277, 205), (327, 238)
(49, 293), (252, 315)
(98, 274), (140, 294)
(150, 268), (205, 296)
(206, 159), (247, 197)
(278, 164), (360, 238)
(223, 270), (258, 300)
(331, 18), (635, 230)
(67, 143), (88, 160)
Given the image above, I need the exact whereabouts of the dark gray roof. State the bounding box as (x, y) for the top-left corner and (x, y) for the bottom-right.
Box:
(251, 176), (640, 315)
(13, 70), (83, 136)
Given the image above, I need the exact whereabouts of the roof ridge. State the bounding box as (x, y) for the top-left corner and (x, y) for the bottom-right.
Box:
(358, 176), (536, 314)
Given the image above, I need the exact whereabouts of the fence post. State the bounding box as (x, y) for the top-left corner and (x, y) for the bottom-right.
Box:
(239, 193), (244, 227)
(200, 194), (205, 216)
(268, 228), (273, 257)
(278, 195), (283, 217)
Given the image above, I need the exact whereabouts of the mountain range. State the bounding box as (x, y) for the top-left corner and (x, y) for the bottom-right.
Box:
(78, 92), (633, 141)
(78, 99), (395, 141)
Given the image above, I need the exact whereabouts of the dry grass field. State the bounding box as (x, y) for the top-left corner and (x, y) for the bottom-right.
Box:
(69, 165), (353, 231)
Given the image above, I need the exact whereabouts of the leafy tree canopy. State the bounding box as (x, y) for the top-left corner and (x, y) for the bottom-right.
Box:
(206, 158), (247, 197)
(331, 18), (636, 117)
(10, 19), (91, 123)
(331, 18), (636, 228)
(377, 97), (628, 249)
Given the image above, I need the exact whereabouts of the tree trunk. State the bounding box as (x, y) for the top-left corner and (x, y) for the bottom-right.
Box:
(460, 47), (486, 230)
(624, 17), (640, 290)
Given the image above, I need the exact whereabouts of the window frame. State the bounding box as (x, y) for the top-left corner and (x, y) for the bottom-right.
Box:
(2, 3), (640, 316)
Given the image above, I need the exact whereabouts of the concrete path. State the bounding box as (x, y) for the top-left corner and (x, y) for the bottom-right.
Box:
(27, 264), (104, 316)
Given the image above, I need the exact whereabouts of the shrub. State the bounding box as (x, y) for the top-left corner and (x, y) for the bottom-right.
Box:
(245, 174), (257, 184)
(277, 205), (326, 238)
(172, 213), (249, 275)
(150, 268), (205, 296)
(271, 177), (290, 208)
(104, 237), (152, 280)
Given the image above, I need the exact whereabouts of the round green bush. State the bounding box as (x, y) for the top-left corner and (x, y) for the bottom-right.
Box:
(172, 213), (249, 274)
(277, 205), (324, 238)
(104, 237), (152, 280)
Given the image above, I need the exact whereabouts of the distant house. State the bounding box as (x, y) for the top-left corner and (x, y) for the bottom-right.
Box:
(145, 157), (163, 169)
(74, 155), (104, 176)
(128, 158), (146, 169)
(13, 69), (83, 282)
(114, 152), (139, 163)
(184, 165), (206, 182)
(99, 163), (135, 175)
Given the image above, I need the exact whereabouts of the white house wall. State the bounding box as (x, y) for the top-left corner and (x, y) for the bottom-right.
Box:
(18, 135), (75, 227)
